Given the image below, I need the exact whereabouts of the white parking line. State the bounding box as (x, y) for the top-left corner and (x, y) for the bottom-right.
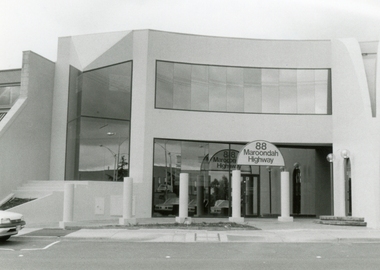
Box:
(21, 240), (61, 251)
(0, 248), (15, 251)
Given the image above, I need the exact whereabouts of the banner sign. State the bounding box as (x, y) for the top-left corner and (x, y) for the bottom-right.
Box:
(237, 140), (285, 167)
(200, 149), (251, 172)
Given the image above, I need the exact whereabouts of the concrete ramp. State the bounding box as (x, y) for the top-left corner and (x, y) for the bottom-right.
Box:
(13, 180), (64, 199)
(8, 191), (64, 225)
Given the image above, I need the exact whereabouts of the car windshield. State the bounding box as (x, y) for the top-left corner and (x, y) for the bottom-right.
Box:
(214, 200), (229, 207)
(163, 198), (179, 205)
(188, 199), (196, 206)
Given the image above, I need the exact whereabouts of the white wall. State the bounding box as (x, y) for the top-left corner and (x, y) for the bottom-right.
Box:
(332, 38), (380, 228)
(10, 192), (64, 224)
(0, 52), (55, 200)
(50, 31), (133, 180)
(51, 30), (335, 220)
(71, 181), (124, 221)
(129, 30), (333, 218)
(10, 182), (125, 224)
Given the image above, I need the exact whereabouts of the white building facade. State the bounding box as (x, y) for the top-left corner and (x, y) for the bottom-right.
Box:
(0, 30), (379, 227)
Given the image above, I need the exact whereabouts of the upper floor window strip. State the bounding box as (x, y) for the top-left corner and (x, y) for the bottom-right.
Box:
(155, 61), (331, 115)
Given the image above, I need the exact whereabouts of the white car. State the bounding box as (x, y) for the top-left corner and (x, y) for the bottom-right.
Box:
(0, 210), (26, 241)
(155, 197), (179, 214)
(210, 200), (229, 214)
(156, 184), (173, 192)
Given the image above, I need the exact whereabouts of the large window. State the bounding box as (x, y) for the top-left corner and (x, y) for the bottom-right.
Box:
(152, 139), (260, 218)
(65, 62), (132, 181)
(156, 61), (331, 114)
(152, 139), (332, 218)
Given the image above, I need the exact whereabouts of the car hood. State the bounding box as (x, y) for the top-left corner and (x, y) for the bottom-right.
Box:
(0, 210), (23, 220)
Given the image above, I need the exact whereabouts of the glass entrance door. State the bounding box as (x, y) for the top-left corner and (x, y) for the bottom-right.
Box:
(241, 174), (260, 217)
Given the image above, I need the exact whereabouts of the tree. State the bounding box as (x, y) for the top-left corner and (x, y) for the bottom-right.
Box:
(117, 155), (129, 181)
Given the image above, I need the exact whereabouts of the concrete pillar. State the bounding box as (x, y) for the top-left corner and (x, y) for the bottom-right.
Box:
(59, 183), (74, 228)
(195, 176), (204, 216)
(176, 173), (191, 223)
(278, 171), (293, 222)
(119, 177), (136, 225)
(334, 157), (346, 216)
(229, 170), (244, 223)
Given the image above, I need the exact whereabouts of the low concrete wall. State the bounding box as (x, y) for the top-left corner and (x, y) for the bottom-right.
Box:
(9, 192), (64, 224)
(71, 181), (124, 221)
(8, 181), (131, 224)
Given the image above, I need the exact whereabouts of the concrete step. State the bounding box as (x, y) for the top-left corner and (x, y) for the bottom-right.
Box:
(317, 220), (367, 226)
(318, 216), (366, 227)
(320, 216), (364, 222)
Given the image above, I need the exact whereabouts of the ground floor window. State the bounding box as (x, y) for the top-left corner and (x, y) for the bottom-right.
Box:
(66, 117), (130, 181)
(152, 139), (332, 218)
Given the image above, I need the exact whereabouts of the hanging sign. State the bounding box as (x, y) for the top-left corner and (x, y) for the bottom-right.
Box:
(237, 140), (285, 167)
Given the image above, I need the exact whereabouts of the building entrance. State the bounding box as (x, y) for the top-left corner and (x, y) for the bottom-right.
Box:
(241, 174), (260, 217)
(152, 139), (333, 218)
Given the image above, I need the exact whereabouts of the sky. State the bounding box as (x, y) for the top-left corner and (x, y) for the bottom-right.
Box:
(1, 0), (380, 70)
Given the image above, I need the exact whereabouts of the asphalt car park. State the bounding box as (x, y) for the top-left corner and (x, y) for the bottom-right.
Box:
(0, 236), (61, 252)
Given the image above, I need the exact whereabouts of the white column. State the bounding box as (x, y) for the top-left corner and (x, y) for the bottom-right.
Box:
(59, 183), (74, 228)
(176, 173), (191, 223)
(119, 177), (136, 225)
(229, 170), (244, 223)
(278, 171), (293, 222)
(334, 157), (346, 216)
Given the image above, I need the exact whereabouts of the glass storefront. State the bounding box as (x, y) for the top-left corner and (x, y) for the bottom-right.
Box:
(156, 61), (331, 115)
(152, 139), (332, 218)
(65, 62), (132, 181)
(153, 139), (264, 217)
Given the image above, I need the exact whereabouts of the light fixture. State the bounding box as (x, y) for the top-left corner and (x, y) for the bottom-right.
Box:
(107, 132), (115, 136)
(340, 149), (350, 159)
(326, 153), (334, 163)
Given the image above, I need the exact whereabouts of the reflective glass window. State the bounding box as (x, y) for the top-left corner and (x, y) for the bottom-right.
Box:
(66, 61), (132, 181)
(297, 70), (315, 114)
(153, 139), (236, 218)
(152, 138), (330, 218)
(262, 69), (280, 113)
(67, 67), (81, 122)
(227, 67), (244, 112)
(173, 63), (191, 109)
(156, 61), (174, 109)
(279, 70), (297, 113)
(191, 65), (209, 111)
(79, 118), (129, 181)
(315, 70), (329, 114)
(156, 61), (331, 115)
(81, 63), (131, 120)
(209, 66), (227, 111)
(244, 68), (262, 113)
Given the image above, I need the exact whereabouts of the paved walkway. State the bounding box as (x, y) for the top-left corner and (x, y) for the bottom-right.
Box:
(17, 218), (380, 243)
